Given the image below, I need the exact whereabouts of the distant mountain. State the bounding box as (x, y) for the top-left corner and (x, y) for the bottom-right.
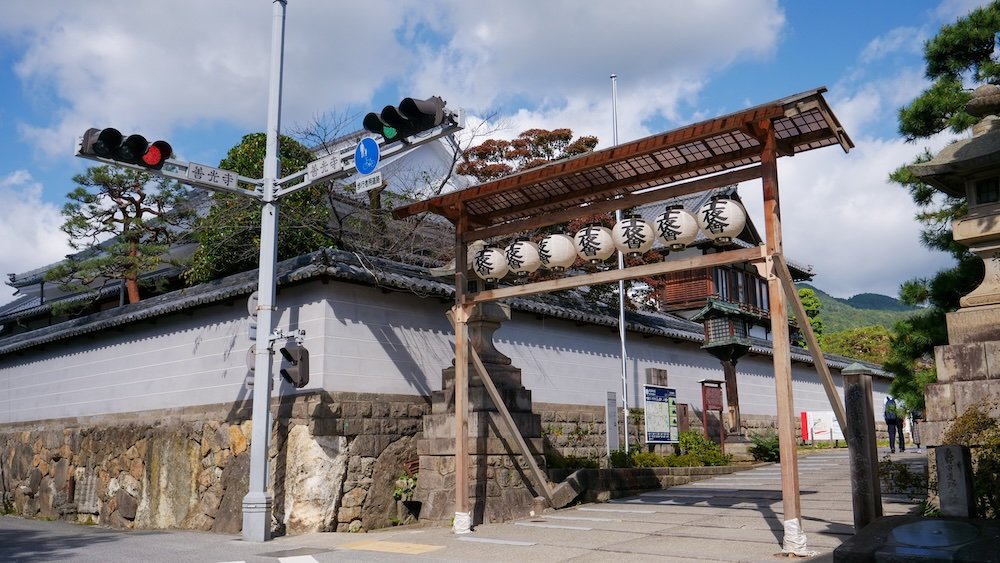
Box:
(796, 283), (919, 333)
(840, 292), (914, 312)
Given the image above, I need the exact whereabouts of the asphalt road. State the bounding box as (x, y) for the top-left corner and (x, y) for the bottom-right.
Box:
(0, 449), (926, 563)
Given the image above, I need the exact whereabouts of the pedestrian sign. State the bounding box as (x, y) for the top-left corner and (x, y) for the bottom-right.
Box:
(355, 137), (380, 175)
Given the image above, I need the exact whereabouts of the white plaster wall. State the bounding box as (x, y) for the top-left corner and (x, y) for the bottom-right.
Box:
(494, 313), (892, 418)
(0, 277), (891, 424)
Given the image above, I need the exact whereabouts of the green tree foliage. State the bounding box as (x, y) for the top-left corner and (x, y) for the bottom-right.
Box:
(184, 133), (333, 284)
(942, 404), (1000, 518)
(887, 3), (998, 407)
(897, 2), (1000, 141)
(798, 287), (824, 338)
(45, 166), (194, 308)
(822, 325), (893, 365)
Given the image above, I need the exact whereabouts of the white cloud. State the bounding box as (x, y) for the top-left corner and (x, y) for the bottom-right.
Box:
(4, 0), (969, 303)
(410, 1), (783, 138)
(740, 129), (958, 299)
(2, 0), (423, 159)
(3, 1), (784, 161)
(0, 170), (73, 306)
(860, 27), (925, 64)
(934, 0), (993, 20)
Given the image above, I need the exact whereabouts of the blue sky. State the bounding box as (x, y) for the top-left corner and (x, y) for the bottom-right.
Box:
(0, 0), (987, 305)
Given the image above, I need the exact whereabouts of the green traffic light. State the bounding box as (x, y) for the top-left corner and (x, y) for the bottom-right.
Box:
(383, 126), (397, 139)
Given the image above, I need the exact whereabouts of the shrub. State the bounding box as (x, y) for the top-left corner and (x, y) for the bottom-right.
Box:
(942, 404), (1000, 518)
(392, 474), (417, 501)
(878, 456), (928, 500)
(610, 439), (729, 468)
(749, 430), (781, 462)
(679, 430), (731, 466)
(610, 447), (636, 468)
(666, 453), (704, 467)
(630, 450), (668, 468)
(545, 453), (599, 469)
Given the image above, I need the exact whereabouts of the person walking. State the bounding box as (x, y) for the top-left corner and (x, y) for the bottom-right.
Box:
(884, 396), (905, 453)
(910, 408), (923, 453)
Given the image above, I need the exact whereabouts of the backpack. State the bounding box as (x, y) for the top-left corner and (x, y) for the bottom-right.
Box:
(884, 398), (898, 422)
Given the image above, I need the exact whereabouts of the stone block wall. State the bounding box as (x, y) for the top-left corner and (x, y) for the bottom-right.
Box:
(537, 404), (608, 465)
(0, 391), (428, 535)
(534, 403), (785, 465)
(927, 339), (1000, 447)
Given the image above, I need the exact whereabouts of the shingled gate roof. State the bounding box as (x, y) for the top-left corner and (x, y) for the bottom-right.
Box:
(393, 87), (852, 242)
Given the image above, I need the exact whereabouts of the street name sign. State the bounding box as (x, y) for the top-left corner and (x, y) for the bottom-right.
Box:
(356, 171), (383, 193)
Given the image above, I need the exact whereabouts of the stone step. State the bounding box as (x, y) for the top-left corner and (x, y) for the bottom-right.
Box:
(421, 411), (542, 440)
(430, 386), (534, 414)
(417, 436), (545, 456)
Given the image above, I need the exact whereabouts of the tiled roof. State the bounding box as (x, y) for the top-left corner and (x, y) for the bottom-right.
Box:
(0, 248), (884, 376)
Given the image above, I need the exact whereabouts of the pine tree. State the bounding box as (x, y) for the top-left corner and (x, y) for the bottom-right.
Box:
(46, 166), (194, 308)
(887, 2), (1000, 409)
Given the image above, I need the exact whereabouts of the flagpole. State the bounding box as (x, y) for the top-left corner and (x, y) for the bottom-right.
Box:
(611, 73), (630, 452)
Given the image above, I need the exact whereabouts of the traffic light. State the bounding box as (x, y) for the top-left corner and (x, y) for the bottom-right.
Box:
(363, 96), (447, 143)
(279, 342), (309, 388)
(79, 128), (173, 170)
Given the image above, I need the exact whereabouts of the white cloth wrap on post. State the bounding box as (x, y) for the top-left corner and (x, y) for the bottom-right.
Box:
(781, 518), (817, 556)
(453, 511), (472, 534)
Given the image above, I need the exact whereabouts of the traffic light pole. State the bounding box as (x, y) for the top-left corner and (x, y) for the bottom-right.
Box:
(74, 0), (463, 543)
(241, 0), (286, 542)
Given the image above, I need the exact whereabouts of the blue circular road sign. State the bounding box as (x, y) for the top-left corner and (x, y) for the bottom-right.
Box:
(355, 137), (380, 175)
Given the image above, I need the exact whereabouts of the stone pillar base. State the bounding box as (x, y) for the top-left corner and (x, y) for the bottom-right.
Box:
(416, 364), (544, 527)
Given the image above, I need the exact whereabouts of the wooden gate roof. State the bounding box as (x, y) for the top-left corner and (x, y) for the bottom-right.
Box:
(394, 87), (852, 240)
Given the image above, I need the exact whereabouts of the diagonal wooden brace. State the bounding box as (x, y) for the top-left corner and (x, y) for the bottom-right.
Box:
(771, 253), (848, 436)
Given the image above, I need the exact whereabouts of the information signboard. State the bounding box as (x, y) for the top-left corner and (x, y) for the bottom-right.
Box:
(800, 410), (845, 442)
(644, 385), (679, 443)
(606, 391), (619, 453)
(704, 385), (724, 411)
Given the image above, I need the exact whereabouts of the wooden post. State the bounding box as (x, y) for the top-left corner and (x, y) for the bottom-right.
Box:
(760, 119), (803, 542)
(842, 364), (883, 529)
(452, 204), (472, 533)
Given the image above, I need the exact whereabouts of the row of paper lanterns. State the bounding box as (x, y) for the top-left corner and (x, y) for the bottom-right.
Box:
(473, 196), (748, 281)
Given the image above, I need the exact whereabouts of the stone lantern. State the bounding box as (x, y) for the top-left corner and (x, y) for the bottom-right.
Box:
(908, 84), (1000, 447)
(911, 85), (1000, 312)
(691, 299), (767, 436)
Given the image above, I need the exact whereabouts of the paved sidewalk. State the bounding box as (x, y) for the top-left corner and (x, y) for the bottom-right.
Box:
(0, 449), (926, 563)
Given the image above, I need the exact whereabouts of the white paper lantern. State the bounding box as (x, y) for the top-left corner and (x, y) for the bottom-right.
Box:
(655, 205), (700, 251)
(696, 196), (747, 245)
(574, 224), (615, 263)
(505, 238), (541, 276)
(612, 214), (655, 257)
(472, 246), (509, 281)
(538, 232), (576, 271)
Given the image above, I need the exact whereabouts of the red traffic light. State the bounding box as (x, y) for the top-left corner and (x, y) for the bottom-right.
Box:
(79, 128), (173, 170)
(142, 140), (172, 169)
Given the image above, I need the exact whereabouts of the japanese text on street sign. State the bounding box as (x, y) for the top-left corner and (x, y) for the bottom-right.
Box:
(644, 385), (679, 443)
(305, 153), (342, 183)
(355, 171), (383, 193)
(187, 163), (238, 190)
